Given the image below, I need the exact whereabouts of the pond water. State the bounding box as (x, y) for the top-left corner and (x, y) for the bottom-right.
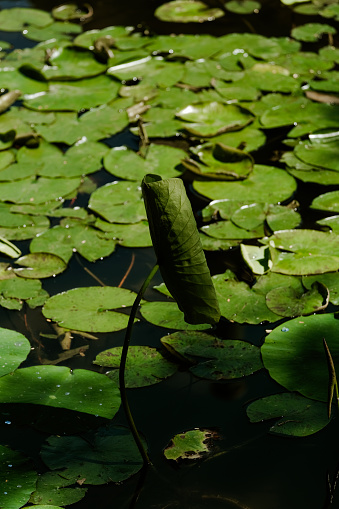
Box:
(0, 1), (339, 508)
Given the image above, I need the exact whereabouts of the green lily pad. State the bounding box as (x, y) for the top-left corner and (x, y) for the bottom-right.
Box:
(176, 102), (253, 137)
(212, 272), (280, 324)
(88, 181), (147, 223)
(41, 425), (144, 484)
(155, 0), (224, 23)
(0, 328), (30, 377)
(291, 23), (336, 42)
(266, 204), (301, 231)
(74, 26), (134, 49)
(210, 126), (266, 152)
(95, 219), (152, 247)
(311, 190), (339, 212)
(94, 345), (177, 387)
(225, 0), (260, 13)
(161, 331), (263, 380)
(303, 272), (339, 305)
(14, 253), (67, 279)
(52, 3), (92, 21)
(41, 46), (107, 80)
(267, 229), (339, 275)
(103, 144), (185, 181)
(0, 445), (38, 509)
(23, 21), (82, 42)
(0, 8), (52, 31)
(0, 278), (48, 310)
(241, 244), (272, 275)
(24, 75), (119, 111)
(0, 365), (120, 418)
(265, 281), (329, 317)
(201, 220), (264, 240)
(30, 224), (116, 263)
(140, 301), (211, 330)
(247, 393), (330, 437)
(261, 313), (339, 402)
(29, 472), (86, 506)
(164, 429), (215, 461)
(0, 235), (22, 257)
(42, 286), (137, 333)
(294, 139), (339, 172)
(194, 164), (297, 203)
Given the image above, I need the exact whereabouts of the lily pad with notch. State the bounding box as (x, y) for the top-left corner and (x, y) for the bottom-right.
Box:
(164, 428), (217, 461)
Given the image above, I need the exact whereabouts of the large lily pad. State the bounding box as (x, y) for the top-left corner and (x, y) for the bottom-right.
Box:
(14, 253), (67, 279)
(0, 365), (120, 418)
(41, 425), (144, 484)
(42, 286), (137, 333)
(94, 345), (177, 387)
(140, 301), (211, 330)
(29, 472), (86, 506)
(262, 313), (339, 402)
(0, 8), (52, 31)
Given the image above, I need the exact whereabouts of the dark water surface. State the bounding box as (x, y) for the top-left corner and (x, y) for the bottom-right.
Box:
(0, 1), (339, 509)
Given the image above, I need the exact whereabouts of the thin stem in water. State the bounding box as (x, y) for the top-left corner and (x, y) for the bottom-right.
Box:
(119, 263), (159, 466)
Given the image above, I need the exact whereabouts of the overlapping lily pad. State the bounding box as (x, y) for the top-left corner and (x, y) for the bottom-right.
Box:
(94, 345), (177, 387)
(155, 0), (224, 23)
(0, 328), (31, 376)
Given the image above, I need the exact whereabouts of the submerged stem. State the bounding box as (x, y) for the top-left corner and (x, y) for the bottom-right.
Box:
(119, 263), (159, 466)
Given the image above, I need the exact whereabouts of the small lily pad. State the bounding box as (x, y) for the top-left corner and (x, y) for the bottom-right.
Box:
(291, 23), (336, 42)
(155, 0), (224, 23)
(140, 301), (211, 330)
(94, 345), (177, 388)
(14, 253), (67, 279)
(265, 281), (329, 317)
(225, 1), (261, 14)
(164, 429), (215, 461)
(29, 472), (86, 506)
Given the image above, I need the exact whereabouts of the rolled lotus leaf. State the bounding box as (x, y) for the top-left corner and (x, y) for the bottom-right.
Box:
(142, 174), (220, 325)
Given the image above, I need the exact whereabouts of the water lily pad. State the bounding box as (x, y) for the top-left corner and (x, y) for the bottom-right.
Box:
(164, 429), (215, 461)
(24, 75), (120, 111)
(14, 253), (67, 279)
(41, 425), (144, 483)
(261, 313), (339, 402)
(0, 278), (48, 310)
(23, 21), (82, 42)
(265, 281), (329, 317)
(0, 8), (52, 31)
(266, 204), (301, 231)
(303, 272), (339, 305)
(0, 445), (38, 509)
(161, 331), (262, 380)
(88, 181), (147, 224)
(140, 301), (210, 330)
(0, 328), (30, 377)
(95, 219), (152, 247)
(212, 271), (280, 324)
(30, 224), (116, 263)
(94, 345), (177, 387)
(0, 365), (120, 418)
(267, 229), (339, 275)
(310, 190), (339, 212)
(176, 102), (253, 137)
(247, 393), (330, 436)
(103, 144), (185, 181)
(201, 220), (264, 240)
(291, 23), (336, 42)
(194, 164), (297, 203)
(30, 472), (86, 506)
(155, 0), (224, 23)
(52, 3), (92, 21)
(294, 139), (339, 172)
(42, 286), (137, 333)
(41, 46), (107, 80)
(225, 0), (260, 13)
(241, 244), (272, 275)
